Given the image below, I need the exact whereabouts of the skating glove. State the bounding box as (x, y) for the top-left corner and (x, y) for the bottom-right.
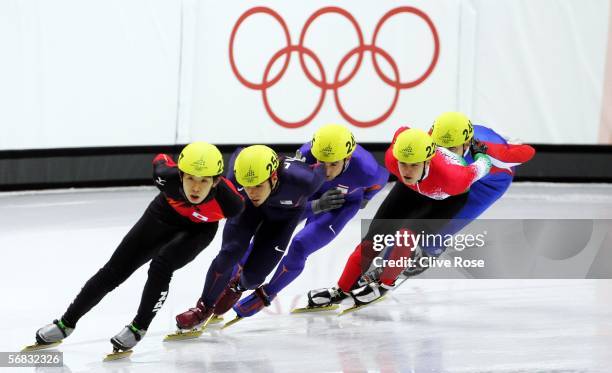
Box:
(311, 188), (345, 214)
(470, 138), (488, 157)
(360, 199), (369, 209)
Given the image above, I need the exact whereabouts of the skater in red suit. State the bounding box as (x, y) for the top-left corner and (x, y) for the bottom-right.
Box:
(306, 126), (493, 309)
(29, 142), (244, 353)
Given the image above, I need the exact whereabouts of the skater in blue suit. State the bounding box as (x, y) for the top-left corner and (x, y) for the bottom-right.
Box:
(234, 124), (389, 318)
(174, 144), (326, 330)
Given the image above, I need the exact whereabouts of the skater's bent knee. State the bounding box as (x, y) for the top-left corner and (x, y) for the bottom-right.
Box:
(289, 235), (320, 262)
(214, 251), (240, 269)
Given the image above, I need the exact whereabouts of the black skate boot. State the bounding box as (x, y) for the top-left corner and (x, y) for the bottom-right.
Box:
(307, 286), (349, 308)
(350, 281), (391, 306)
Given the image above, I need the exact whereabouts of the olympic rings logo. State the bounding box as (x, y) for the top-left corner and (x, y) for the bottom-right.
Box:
(229, 6), (440, 128)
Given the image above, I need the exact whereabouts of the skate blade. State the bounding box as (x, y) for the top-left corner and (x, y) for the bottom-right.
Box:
(290, 304), (339, 314)
(103, 349), (133, 362)
(164, 328), (204, 341)
(208, 315), (224, 324)
(164, 314), (224, 341)
(338, 296), (386, 317)
(222, 316), (243, 329)
(22, 341), (62, 352)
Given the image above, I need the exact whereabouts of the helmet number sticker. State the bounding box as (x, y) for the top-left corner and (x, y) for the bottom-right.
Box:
(266, 155), (279, 175)
(463, 121), (474, 141)
(345, 135), (356, 155)
(425, 144), (435, 159)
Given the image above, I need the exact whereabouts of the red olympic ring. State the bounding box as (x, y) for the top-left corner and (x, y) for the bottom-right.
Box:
(229, 6), (440, 128)
(262, 45), (327, 129)
(334, 45), (400, 128)
(229, 7), (291, 90)
(298, 7), (365, 90)
(371, 7), (440, 89)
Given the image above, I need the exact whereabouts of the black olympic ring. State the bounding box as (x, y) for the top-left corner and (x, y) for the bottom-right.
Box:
(229, 6), (440, 128)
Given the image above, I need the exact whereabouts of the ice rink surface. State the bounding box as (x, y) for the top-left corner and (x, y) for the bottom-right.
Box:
(1, 182), (611, 373)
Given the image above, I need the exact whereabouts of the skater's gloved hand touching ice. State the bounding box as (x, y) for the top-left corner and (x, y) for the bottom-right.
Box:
(311, 188), (345, 214)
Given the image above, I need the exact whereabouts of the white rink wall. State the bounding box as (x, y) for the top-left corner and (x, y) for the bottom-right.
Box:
(0, 0), (609, 150)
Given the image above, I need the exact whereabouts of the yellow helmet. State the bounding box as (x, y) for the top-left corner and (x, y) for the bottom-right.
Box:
(178, 142), (223, 177)
(234, 145), (279, 187)
(430, 112), (474, 148)
(311, 124), (356, 162)
(392, 128), (437, 163)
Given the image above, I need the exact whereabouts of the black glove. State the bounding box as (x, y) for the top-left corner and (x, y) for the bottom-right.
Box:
(470, 138), (488, 157)
(360, 199), (369, 209)
(311, 188), (345, 214)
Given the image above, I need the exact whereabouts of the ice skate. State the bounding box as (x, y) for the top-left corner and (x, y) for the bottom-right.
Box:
(338, 282), (389, 316)
(213, 278), (246, 315)
(23, 319), (74, 352)
(104, 323), (145, 361)
(291, 286), (347, 313)
(233, 287), (273, 318)
(166, 299), (215, 341)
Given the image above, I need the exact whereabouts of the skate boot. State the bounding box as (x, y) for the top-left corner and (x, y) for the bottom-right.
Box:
(399, 246), (428, 279)
(35, 319), (74, 345)
(350, 281), (391, 306)
(175, 298), (214, 330)
(110, 323), (146, 351)
(165, 299), (215, 341)
(233, 286), (274, 318)
(307, 286), (349, 308)
(357, 267), (383, 287)
(335, 282), (391, 316)
(213, 277), (247, 315)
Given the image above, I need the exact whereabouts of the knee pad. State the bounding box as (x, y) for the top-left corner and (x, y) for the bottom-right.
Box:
(215, 247), (240, 269)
